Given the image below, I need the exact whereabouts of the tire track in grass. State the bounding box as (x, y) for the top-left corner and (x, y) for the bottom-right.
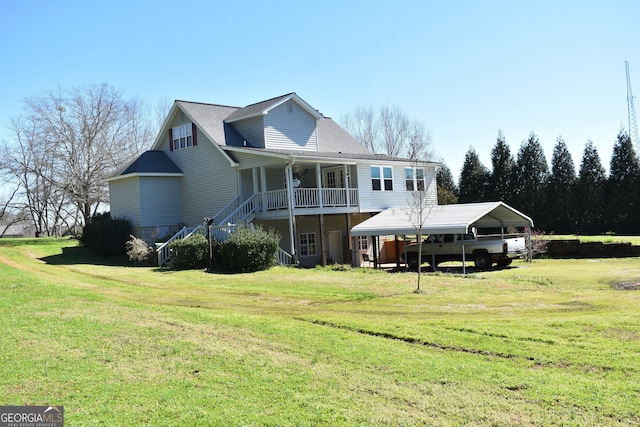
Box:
(296, 317), (535, 361)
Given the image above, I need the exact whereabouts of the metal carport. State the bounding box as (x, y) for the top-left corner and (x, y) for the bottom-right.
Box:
(351, 202), (534, 272)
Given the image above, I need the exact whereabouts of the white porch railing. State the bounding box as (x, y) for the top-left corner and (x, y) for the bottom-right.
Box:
(265, 189), (288, 210)
(264, 188), (358, 210)
(277, 247), (294, 266)
(212, 195), (241, 224)
(218, 194), (257, 225)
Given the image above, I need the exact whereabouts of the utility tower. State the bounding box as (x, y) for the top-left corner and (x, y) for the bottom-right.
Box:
(626, 61), (640, 148)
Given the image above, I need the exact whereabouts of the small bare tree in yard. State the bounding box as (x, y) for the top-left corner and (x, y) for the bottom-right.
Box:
(403, 161), (435, 292)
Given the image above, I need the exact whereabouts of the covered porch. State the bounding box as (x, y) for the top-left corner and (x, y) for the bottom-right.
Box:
(238, 159), (360, 216)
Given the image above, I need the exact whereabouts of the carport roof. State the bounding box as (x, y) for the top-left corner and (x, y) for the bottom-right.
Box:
(351, 202), (534, 236)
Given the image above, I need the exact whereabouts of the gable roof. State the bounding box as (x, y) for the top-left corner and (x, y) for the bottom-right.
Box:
(105, 150), (183, 181)
(152, 94), (373, 158)
(224, 93), (323, 123)
(176, 101), (238, 145)
(351, 202), (534, 236)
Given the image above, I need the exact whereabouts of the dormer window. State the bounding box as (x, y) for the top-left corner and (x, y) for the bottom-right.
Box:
(169, 123), (198, 151)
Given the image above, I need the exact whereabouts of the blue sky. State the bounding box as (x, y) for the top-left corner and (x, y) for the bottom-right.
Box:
(2, 0), (639, 180)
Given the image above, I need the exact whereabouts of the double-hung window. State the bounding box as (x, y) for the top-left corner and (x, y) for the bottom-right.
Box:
(371, 166), (393, 191)
(299, 232), (316, 257)
(172, 124), (193, 150)
(405, 167), (426, 191)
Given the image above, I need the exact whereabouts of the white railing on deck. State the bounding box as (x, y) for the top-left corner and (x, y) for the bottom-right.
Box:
(295, 188), (319, 207)
(264, 188), (358, 210)
(219, 194), (257, 225)
(265, 189), (288, 210)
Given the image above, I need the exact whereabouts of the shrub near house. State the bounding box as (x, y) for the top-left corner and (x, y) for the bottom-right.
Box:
(215, 226), (280, 273)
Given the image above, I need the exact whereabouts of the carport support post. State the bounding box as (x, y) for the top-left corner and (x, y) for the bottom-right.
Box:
(372, 236), (378, 269)
(431, 237), (436, 272)
(403, 235), (408, 271)
(461, 233), (467, 275)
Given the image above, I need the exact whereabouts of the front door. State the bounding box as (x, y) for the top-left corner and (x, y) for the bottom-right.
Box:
(322, 167), (346, 188)
(327, 230), (343, 264)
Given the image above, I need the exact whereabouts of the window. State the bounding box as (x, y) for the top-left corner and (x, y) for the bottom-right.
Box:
(299, 232), (316, 256)
(357, 236), (369, 250)
(405, 167), (426, 191)
(172, 124), (193, 150)
(371, 166), (393, 191)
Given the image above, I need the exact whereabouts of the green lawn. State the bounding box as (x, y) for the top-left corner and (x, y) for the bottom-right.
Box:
(542, 234), (640, 245)
(1, 238), (639, 426)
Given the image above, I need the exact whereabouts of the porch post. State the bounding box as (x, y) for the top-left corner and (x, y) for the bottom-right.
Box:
(344, 164), (351, 207)
(316, 162), (323, 208)
(252, 168), (259, 194)
(286, 163), (297, 264)
(260, 167), (267, 212)
(319, 214), (327, 266)
(346, 213), (353, 266)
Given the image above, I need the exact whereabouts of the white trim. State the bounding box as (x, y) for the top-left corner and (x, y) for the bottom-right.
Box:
(370, 165), (394, 192)
(225, 94), (323, 123)
(104, 172), (183, 183)
(299, 231), (317, 257)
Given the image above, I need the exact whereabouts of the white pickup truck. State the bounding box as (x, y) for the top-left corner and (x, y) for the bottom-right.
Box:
(404, 231), (528, 270)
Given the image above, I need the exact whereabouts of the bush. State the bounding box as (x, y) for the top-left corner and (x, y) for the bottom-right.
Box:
(81, 213), (131, 257)
(126, 235), (155, 265)
(215, 225), (280, 273)
(170, 233), (208, 270)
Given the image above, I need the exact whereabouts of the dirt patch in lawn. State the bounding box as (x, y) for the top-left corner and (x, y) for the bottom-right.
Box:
(612, 281), (640, 290)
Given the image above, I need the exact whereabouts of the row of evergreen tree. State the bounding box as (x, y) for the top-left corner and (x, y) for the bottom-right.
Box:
(436, 130), (640, 234)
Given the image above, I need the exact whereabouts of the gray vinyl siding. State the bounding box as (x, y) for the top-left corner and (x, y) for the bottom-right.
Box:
(264, 100), (318, 151)
(138, 176), (182, 227)
(253, 218), (291, 253)
(232, 116), (265, 148)
(294, 216), (322, 267)
(265, 168), (285, 191)
(164, 117), (239, 227)
(109, 177), (141, 226)
(239, 169), (254, 200)
(355, 163), (438, 212)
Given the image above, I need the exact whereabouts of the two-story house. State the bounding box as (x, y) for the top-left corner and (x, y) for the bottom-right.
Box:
(106, 93), (440, 267)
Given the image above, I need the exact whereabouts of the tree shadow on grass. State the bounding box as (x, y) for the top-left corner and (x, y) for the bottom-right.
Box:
(40, 245), (131, 267)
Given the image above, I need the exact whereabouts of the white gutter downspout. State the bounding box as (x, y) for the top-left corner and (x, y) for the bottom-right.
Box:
(286, 158), (296, 264)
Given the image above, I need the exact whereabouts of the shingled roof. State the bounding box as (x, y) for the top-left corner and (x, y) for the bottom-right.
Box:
(107, 150), (182, 180)
(170, 94), (370, 156)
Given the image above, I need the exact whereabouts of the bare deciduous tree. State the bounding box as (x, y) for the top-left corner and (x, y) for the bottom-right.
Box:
(402, 160), (436, 292)
(340, 106), (377, 153)
(4, 82), (153, 229)
(340, 104), (433, 161)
